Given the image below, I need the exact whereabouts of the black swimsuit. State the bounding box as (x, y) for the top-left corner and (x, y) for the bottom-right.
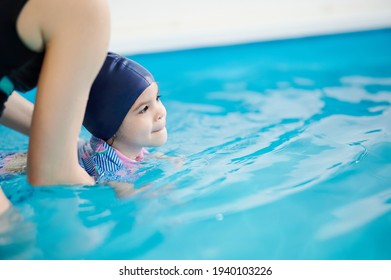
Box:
(0, 0), (44, 116)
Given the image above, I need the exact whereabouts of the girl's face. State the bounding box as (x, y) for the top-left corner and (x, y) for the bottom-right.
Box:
(111, 82), (167, 159)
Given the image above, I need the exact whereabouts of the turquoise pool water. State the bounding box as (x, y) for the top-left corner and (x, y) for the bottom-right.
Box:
(0, 29), (390, 260)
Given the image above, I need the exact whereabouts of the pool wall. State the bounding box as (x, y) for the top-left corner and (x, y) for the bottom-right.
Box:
(109, 0), (391, 55)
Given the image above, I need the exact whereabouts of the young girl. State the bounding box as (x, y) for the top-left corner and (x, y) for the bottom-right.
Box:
(79, 52), (168, 185)
(0, 53), (169, 205)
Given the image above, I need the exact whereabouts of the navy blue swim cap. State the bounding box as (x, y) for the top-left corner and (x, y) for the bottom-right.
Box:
(83, 52), (154, 140)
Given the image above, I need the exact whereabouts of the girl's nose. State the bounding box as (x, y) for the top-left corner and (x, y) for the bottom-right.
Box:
(156, 103), (166, 121)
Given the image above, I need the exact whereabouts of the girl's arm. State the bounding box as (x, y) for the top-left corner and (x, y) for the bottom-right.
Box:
(110, 182), (137, 198)
(152, 152), (184, 169)
(109, 182), (152, 199)
(24, 0), (110, 186)
(0, 92), (33, 136)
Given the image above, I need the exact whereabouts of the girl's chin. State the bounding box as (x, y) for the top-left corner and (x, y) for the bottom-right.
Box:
(151, 129), (167, 146)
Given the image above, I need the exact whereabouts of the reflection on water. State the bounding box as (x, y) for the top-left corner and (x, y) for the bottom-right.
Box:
(1, 29), (391, 259)
(316, 189), (391, 240)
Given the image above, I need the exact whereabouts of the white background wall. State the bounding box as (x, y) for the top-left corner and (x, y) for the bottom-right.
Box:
(108, 0), (391, 54)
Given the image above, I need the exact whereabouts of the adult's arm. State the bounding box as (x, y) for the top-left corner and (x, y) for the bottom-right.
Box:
(21, 0), (110, 185)
(0, 92), (33, 136)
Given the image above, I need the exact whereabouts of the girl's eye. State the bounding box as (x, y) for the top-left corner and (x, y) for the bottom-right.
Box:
(140, 106), (149, 114)
(156, 95), (161, 101)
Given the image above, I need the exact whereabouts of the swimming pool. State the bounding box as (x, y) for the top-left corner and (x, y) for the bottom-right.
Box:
(0, 28), (390, 260)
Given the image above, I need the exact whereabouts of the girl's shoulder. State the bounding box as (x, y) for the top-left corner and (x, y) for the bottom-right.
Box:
(78, 136), (123, 180)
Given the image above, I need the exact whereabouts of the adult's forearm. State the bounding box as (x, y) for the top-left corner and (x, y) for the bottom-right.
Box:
(26, 0), (110, 186)
(0, 92), (33, 136)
